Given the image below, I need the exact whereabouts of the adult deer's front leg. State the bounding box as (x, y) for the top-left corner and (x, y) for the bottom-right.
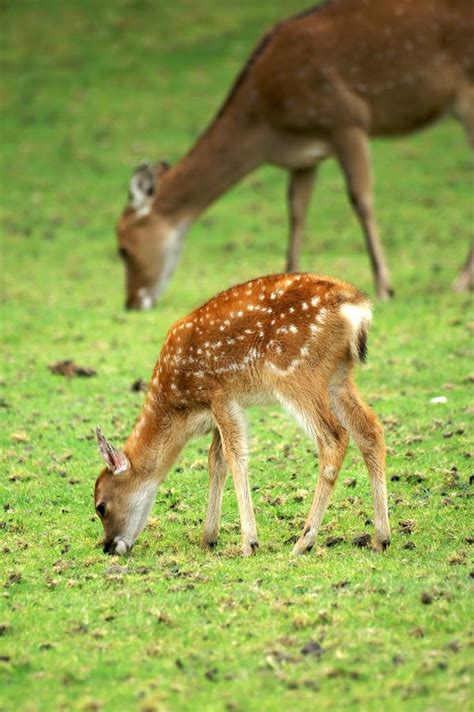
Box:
(453, 242), (474, 292)
(286, 166), (317, 272)
(211, 399), (258, 556)
(334, 127), (393, 300)
(202, 428), (227, 549)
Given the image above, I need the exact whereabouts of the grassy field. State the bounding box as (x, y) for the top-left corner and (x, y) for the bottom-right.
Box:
(1, 1), (473, 710)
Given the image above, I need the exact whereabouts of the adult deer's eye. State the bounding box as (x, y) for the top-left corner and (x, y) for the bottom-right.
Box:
(96, 502), (106, 518)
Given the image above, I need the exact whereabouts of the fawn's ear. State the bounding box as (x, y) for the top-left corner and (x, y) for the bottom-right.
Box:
(96, 427), (129, 475)
(128, 160), (170, 213)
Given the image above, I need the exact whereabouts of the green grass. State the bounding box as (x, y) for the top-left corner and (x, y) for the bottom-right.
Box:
(1, 1), (473, 710)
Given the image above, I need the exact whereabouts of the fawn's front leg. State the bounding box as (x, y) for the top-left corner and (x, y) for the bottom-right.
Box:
(212, 399), (258, 556)
(202, 428), (227, 549)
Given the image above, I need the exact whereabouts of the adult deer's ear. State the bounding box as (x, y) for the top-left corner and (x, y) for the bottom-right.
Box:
(128, 160), (170, 214)
(128, 162), (155, 214)
(156, 159), (170, 175)
(96, 427), (129, 475)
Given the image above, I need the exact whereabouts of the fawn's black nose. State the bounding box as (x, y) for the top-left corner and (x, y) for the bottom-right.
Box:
(103, 540), (114, 555)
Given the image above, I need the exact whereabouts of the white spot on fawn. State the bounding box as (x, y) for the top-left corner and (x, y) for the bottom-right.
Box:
(266, 358), (301, 377)
(316, 308), (327, 324)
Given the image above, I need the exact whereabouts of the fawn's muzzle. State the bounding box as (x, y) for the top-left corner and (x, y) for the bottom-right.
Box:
(103, 538), (130, 555)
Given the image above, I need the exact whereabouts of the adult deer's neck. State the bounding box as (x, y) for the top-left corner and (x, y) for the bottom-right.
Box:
(156, 107), (266, 223)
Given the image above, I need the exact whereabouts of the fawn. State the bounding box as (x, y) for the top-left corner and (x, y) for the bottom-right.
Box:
(94, 273), (390, 556)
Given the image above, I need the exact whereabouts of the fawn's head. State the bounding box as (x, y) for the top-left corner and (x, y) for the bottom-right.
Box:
(117, 162), (184, 310)
(94, 428), (156, 555)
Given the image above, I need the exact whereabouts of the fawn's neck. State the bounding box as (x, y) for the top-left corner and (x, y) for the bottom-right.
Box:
(124, 392), (185, 483)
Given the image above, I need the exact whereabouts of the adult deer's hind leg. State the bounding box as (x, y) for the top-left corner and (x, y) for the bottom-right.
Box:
(334, 127), (393, 300)
(453, 83), (474, 292)
(202, 428), (227, 549)
(330, 368), (390, 550)
(286, 166), (317, 272)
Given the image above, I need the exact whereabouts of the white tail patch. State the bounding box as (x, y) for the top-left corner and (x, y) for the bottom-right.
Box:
(340, 302), (372, 331)
(340, 302), (373, 363)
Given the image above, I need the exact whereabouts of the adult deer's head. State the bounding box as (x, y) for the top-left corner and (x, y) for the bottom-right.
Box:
(94, 428), (157, 554)
(116, 162), (185, 310)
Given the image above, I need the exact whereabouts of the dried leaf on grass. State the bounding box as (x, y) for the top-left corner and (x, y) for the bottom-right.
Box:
(48, 360), (96, 377)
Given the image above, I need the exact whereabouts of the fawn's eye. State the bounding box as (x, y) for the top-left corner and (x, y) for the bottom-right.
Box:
(96, 502), (106, 518)
(118, 247), (128, 260)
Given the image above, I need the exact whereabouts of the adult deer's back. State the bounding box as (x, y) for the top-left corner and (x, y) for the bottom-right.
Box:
(117, 0), (474, 309)
(256, 1), (472, 136)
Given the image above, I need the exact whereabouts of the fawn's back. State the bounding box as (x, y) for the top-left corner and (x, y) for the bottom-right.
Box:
(150, 273), (370, 410)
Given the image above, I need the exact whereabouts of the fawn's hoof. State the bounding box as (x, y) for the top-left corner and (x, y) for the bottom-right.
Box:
(201, 537), (218, 550)
(373, 538), (391, 552)
(242, 540), (259, 556)
(291, 537), (314, 556)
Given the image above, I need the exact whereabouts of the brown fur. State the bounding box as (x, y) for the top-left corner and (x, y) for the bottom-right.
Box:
(117, 0), (474, 308)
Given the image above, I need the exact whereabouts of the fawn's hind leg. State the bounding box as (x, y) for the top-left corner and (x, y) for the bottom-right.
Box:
(330, 368), (390, 550)
(202, 428), (227, 549)
(276, 384), (349, 555)
(292, 413), (349, 555)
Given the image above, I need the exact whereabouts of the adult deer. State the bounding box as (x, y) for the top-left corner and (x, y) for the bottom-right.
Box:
(117, 0), (474, 309)
(94, 272), (390, 556)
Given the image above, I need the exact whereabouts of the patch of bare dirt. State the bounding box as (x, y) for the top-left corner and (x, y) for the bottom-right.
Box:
(352, 533), (371, 548)
(398, 519), (416, 534)
(301, 640), (323, 657)
(325, 536), (344, 548)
